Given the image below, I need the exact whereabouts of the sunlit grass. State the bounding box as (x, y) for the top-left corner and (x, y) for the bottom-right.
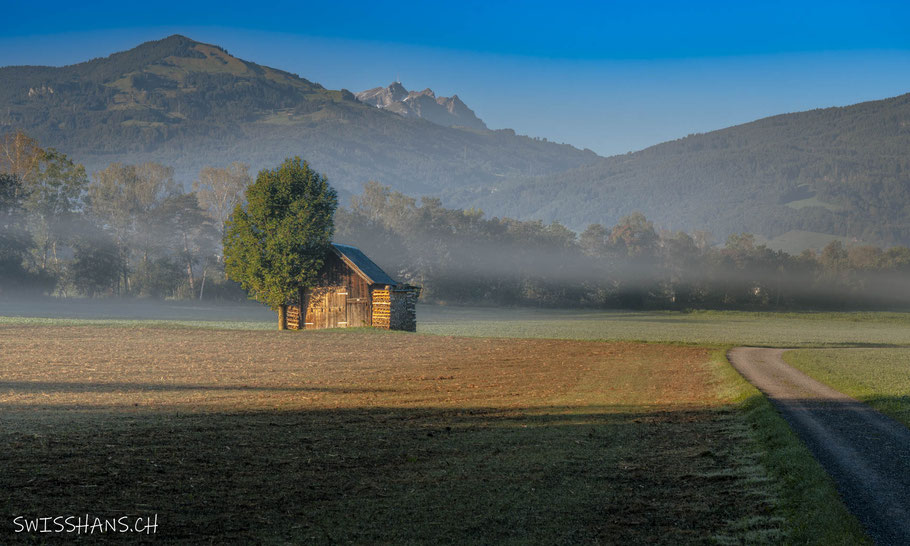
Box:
(784, 348), (910, 428)
(4, 302), (910, 347)
(0, 315), (274, 330)
(418, 306), (910, 347)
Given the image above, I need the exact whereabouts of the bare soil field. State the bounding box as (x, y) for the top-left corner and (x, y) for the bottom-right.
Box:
(0, 326), (845, 543)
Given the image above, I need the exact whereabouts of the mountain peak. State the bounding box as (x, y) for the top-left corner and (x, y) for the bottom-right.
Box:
(355, 82), (486, 130)
(411, 88), (436, 99)
(116, 34), (216, 64)
(151, 34), (200, 49)
(0, 35), (598, 214)
(35, 33), (273, 88)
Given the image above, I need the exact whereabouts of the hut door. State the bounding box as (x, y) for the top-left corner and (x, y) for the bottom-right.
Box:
(303, 287), (346, 329)
(346, 297), (370, 327)
(329, 288), (348, 328)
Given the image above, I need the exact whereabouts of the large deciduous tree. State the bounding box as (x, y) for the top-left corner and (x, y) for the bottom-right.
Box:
(151, 192), (215, 297)
(0, 133), (87, 291)
(24, 149), (88, 271)
(0, 173), (34, 293)
(223, 157), (338, 329)
(193, 162), (252, 238)
(0, 130), (44, 186)
(88, 162), (180, 295)
(68, 225), (122, 298)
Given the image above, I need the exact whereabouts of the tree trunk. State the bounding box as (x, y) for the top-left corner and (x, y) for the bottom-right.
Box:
(278, 304), (287, 330)
(198, 267), (207, 300)
(298, 287), (307, 329)
(183, 232), (195, 295)
(123, 255), (131, 296)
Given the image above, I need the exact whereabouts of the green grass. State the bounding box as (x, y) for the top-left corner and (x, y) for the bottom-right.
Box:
(120, 120), (167, 128)
(5, 305), (910, 347)
(784, 348), (910, 428)
(763, 230), (855, 254)
(5, 302), (910, 347)
(0, 315), (273, 330)
(418, 306), (910, 347)
(784, 197), (844, 212)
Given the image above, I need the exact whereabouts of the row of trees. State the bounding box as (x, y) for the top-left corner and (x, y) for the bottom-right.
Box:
(337, 182), (910, 310)
(0, 130), (251, 299)
(3, 130), (910, 310)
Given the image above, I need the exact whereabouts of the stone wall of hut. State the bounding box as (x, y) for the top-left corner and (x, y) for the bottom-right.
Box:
(389, 286), (420, 332)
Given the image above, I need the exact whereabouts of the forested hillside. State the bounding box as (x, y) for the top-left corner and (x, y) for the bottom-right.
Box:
(0, 35), (597, 199)
(448, 93), (910, 246)
(6, 34), (910, 248)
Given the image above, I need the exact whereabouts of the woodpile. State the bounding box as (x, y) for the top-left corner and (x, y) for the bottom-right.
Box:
(372, 289), (391, 328)
(286, 305), (301, 330)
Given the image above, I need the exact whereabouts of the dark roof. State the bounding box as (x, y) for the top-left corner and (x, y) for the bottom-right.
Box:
(331, 243), (398, 286)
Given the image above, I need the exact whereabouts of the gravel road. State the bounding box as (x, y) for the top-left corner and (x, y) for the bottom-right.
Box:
(728, 347), (910, 545)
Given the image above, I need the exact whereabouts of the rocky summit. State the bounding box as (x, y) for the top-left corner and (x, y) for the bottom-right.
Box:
(356, 82), (487, 130)
(0, 35), (597, 197)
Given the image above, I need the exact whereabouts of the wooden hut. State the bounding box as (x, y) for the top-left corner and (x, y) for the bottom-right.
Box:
(285, 244), (420, 331)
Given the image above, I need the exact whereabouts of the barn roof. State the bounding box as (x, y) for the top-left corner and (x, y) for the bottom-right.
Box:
(331, 243), (398, 286)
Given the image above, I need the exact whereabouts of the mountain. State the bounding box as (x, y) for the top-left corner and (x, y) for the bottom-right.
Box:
(8, 35), (909, 248)
(446, 93), (910, 247)
(0, 35), (598, 199)
(356, 82), (487, 130)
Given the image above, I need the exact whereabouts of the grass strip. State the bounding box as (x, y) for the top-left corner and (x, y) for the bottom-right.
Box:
(0, 315), (273, 330)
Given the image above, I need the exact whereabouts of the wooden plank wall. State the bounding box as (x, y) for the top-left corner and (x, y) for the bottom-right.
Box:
(303, 286), (342, 329)
(347, 295), (370, 327)
(287, 253), (377, 330)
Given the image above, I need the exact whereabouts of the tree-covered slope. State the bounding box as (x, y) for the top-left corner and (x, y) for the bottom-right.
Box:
(8, 35), (910, 247)
(448, 93), (910, 246)
(0, 35), (598, 198)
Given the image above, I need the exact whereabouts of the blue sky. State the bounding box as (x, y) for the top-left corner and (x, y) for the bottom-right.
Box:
(3, 1), (910, 156)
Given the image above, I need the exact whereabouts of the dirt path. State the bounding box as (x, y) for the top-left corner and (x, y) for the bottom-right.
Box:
(728, 347), (910, 545)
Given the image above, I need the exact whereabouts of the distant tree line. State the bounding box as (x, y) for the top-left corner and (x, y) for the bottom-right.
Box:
(2, 130), (910, 310)
(0, 130), (247, 300)
(339, 182), (910, 310)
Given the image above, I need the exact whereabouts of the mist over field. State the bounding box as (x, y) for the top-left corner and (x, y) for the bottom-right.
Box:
(4, 139), (910, 315)
(2, 32), (910, 316)
(0, 297), (273, 322)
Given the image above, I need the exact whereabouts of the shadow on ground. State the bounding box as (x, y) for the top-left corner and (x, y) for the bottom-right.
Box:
(1, 401), (784, 544)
